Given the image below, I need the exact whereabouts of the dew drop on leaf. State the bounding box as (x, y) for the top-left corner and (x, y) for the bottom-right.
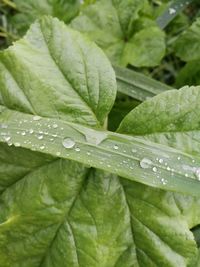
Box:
(52, 124), (58, 129)
(0, 124), (8, 129)
(152, 167), (157, 172)
(75, 147), (80, 152)
(195, 168), (200, 180)
(161, 178), (167, 185)
(14, 142), (20, 147)
(4, 136), (11, 142)
(62, 137), (75, 149)
(113, 145), (118, 150)
(159, 158), (163, 164)
(169, 8), (176, 14)
(33, 115), (41, 121)
(84, 129), (107, 145)
(37, 135), (43, 140)
(140, 158), (152, 169)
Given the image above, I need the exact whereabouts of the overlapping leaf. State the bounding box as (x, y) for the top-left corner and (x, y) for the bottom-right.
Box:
(11, 0), (80, 35)
(71, 0), (166, 67)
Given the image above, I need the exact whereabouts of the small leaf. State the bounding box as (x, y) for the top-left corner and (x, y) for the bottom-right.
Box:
(12, 0), (80, 35)
(174, 17), (200, 62)
(0, 16), (117, 127)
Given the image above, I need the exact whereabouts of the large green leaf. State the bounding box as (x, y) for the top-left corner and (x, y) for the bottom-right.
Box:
(71, 0), (166, 67)
(174, 18), (200, 62)
(11, 0), (80, 35)
(0, 16), (199, 267)
(0, 16), (116, 127)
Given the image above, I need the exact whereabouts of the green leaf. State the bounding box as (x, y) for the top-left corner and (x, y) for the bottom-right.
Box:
(0, 158), (198, 266)
(174, 17), (200, 62)
(71, 0), (166, 67)
(176, 60), (200, 88)
(12, 0), (80, 35)
(118, 85), (200, 156)
(0, 16), (199, 267)
(118, 86), (200, 137)
(0, 16), (116, 127)
(115, 65), (173, 101)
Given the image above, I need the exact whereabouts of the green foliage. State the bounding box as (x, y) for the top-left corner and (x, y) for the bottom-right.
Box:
(0, 16), (200, 266)
(71, 0), (166, 67)
(174, 17), (200, 62)
(0, 1), (200, 266)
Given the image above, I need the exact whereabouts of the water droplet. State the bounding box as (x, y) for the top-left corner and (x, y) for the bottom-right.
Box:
(159, 158), (163, 164)
(40, 145), (45, 150)
(132, 148), (137, 153)
(0, 124), (8, 129)
(161, 178), (167, 185)
(185, 173), (189, 177)
(169, 8), (176, 14)
(75, 147), (80, 152)
(37, 135), (43, 140)
(4, 136), (11, 142)
(140, 158), (152, 169)
(87, 152), (91, 155)
(56, 152), (61, 156)
(52, 124), (58, 129)
(85, 129), (107, 145)
(113, 145), (118, 150)
(62, 138), (75, 149)
(177, 156), (181, 160)
(29, 129), (34, 134)
(195, 168), (200, 180)
(33, 115), (41, 121)
(14, 142), (20, 147)
(107, 164), (111, 168)
(21, 131), (26, 136)
(167, 166), (171, 171)
(152, 167), (157, 172)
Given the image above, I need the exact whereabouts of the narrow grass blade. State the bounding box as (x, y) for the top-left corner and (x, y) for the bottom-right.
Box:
(115, 66), (173, 101)
(1, 106), (200, 197)
(157, 0), (194, 29)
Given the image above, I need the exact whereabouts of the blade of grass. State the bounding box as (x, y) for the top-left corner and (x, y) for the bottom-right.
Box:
(115, 66), (173, 101)
(157, 0), (194, 29)
(1, 106), (200, 197)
